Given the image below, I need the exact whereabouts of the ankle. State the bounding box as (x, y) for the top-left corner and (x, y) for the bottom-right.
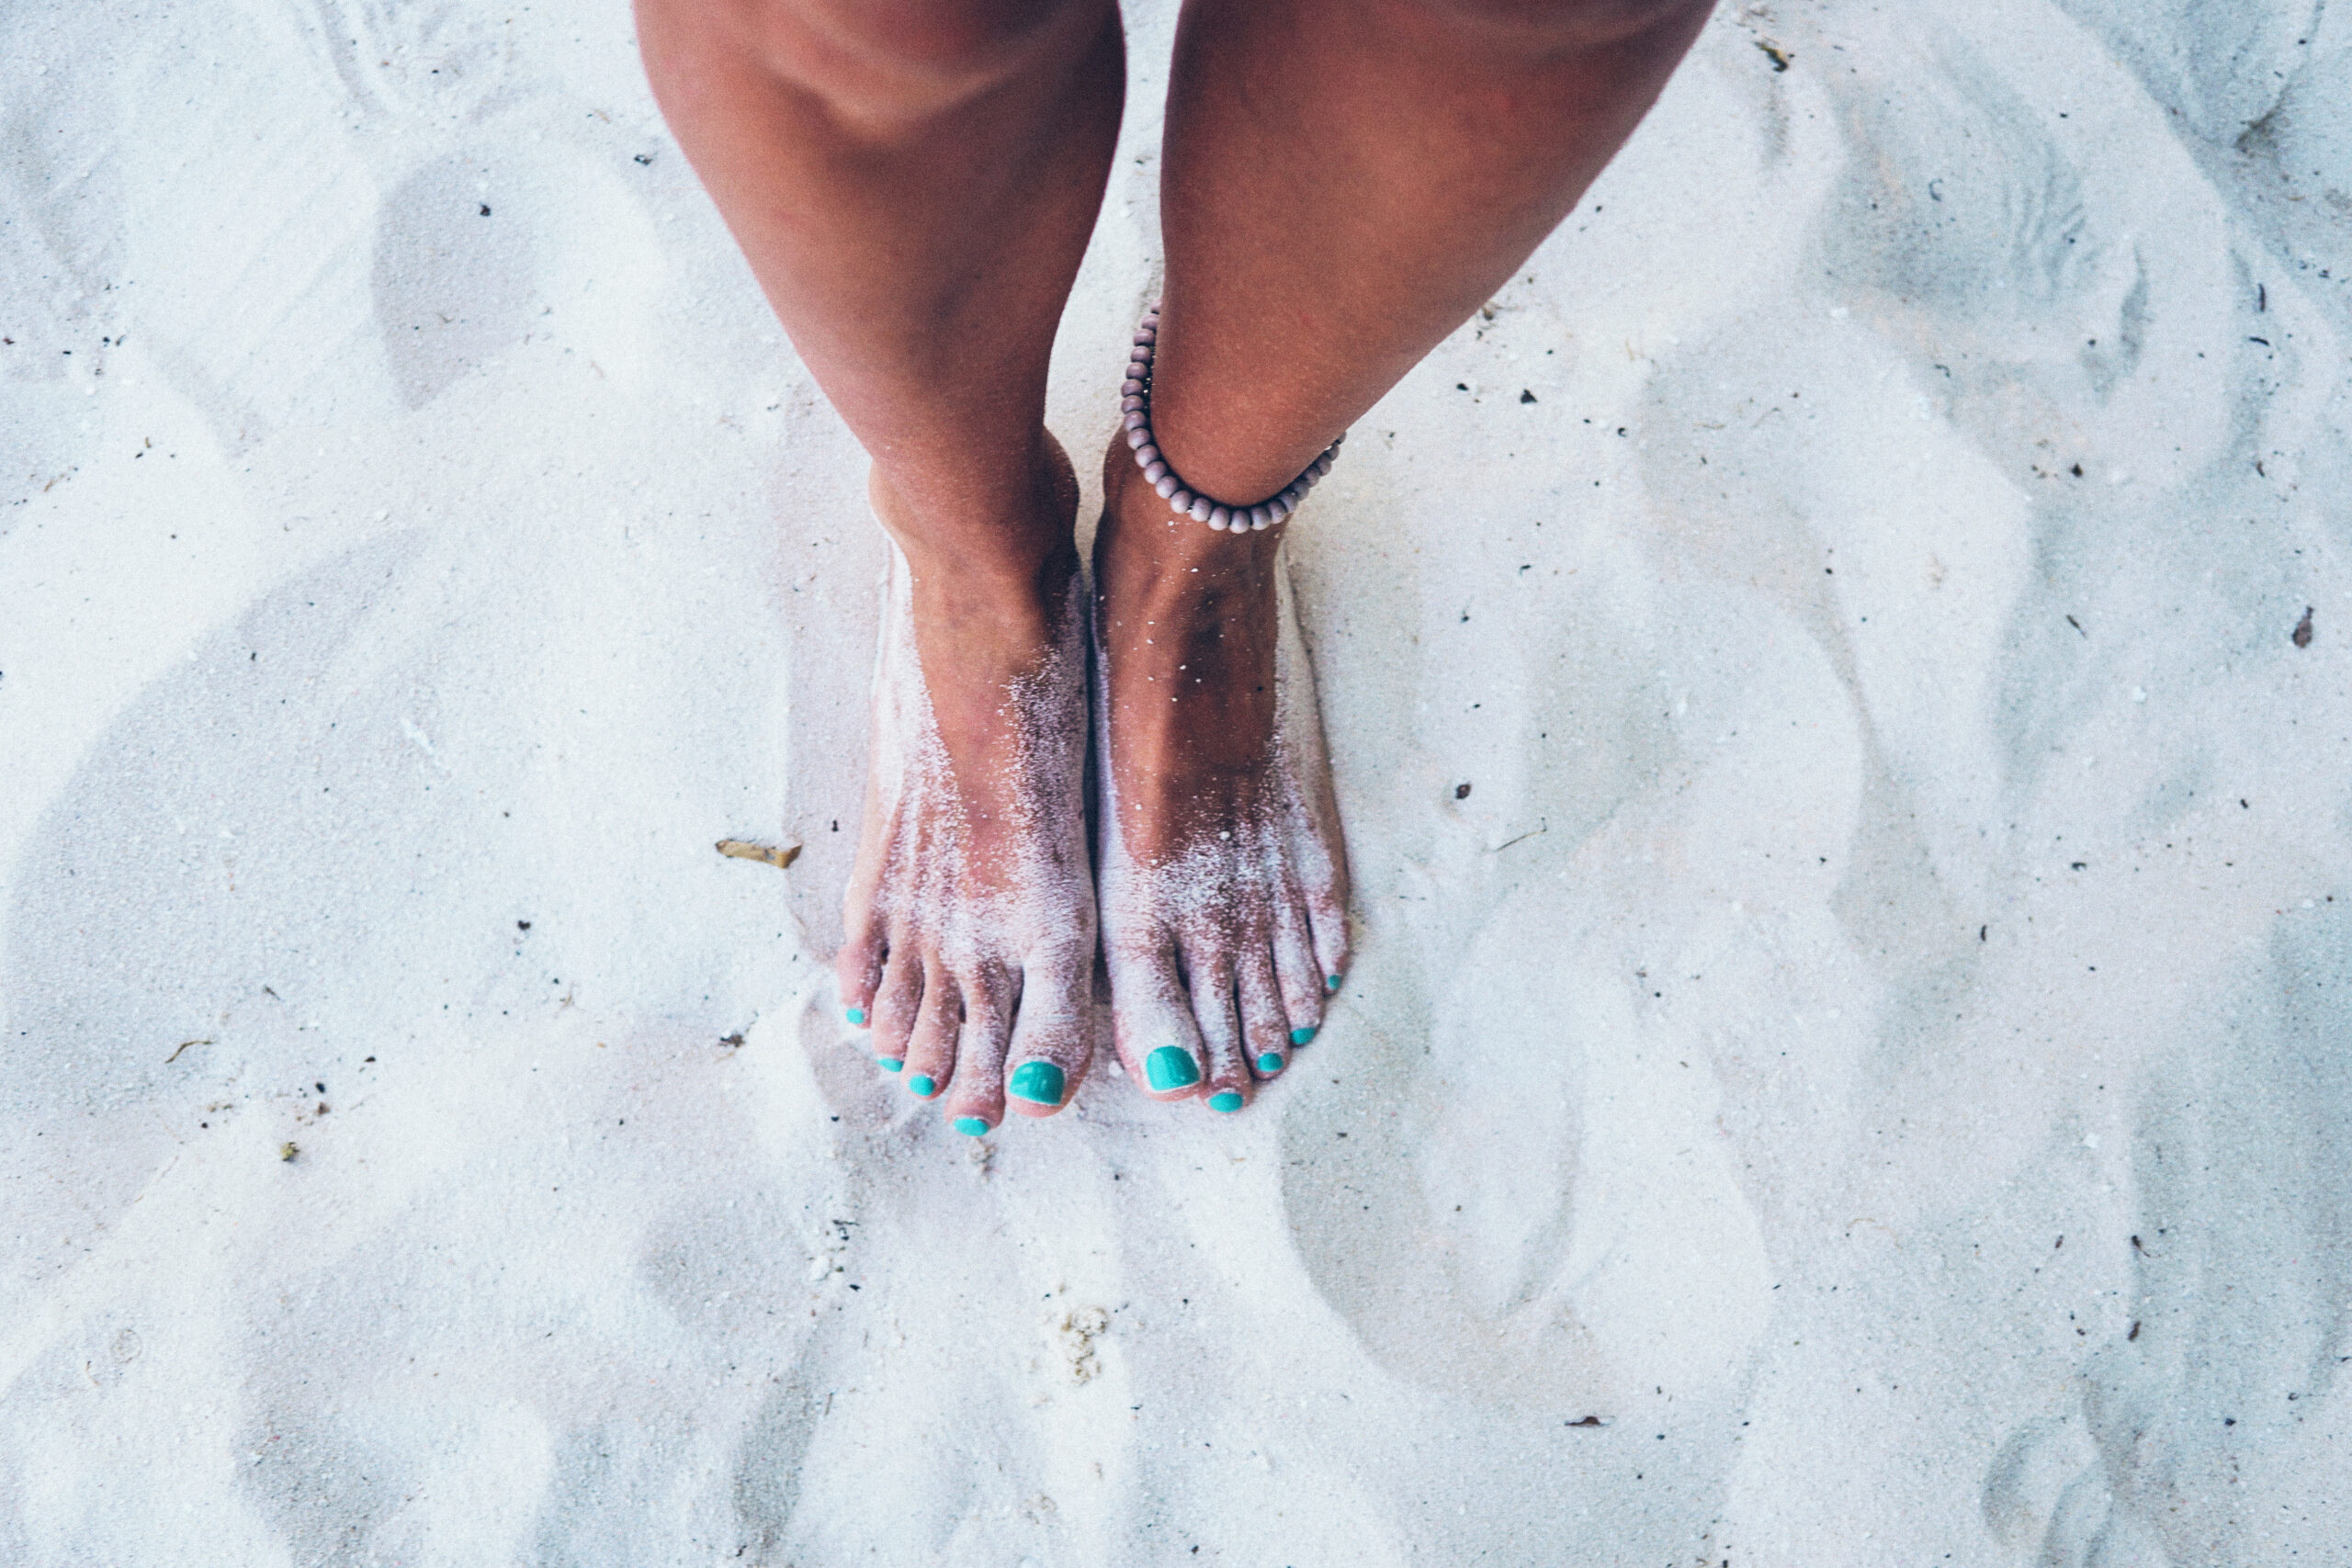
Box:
(1099, 441), (1282, 588)
(869, 431), (1080, 603)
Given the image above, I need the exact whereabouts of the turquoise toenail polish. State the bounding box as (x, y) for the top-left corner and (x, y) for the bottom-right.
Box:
(845, 1006), (866, 1026)
(876, 1055), (903, 1072)
(1008, 1060), (1067, 1107)
(1144, 1045), (1202, 1092)
(1208, 1091), (1245, 1112)
(952, 1117), (989, 1136)
(908, 1074), (936, 1098)
(1290, 1025), (1317, 1046)
(1257, 1052), (1285, 1075)
(1326, 974), (1342, 991)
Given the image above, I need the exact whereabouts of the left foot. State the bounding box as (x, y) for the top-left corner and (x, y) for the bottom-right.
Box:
(834, 443), (1097, 1135)
(1090, 439), (1351, 1114)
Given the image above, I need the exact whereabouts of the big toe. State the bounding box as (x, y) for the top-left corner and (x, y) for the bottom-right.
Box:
(1108, 942), (1208, 1104)
(1001, 955), (1093, 1120)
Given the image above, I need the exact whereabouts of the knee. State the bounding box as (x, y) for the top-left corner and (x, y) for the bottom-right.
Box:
(1408, 0), (1713, 51)
(733, 0), (1107, 122)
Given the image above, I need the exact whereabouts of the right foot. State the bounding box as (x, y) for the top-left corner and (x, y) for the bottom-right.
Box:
(833, 444), (1096, 1136)
(1090, 434), (1351, 1115)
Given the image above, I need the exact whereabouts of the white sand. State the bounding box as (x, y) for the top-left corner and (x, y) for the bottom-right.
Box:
(6, 0), (2351, 1561)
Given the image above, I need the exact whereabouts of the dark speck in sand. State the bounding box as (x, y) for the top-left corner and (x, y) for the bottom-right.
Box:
(1566, 1415), (1607, 1427)
(1455, 782), (1473, 799)
(2293, 605), (2313, 647)
(634, 153), (652, 164)
(719, 1032), (745, 1049)
(479, 203), (492, 217)
(518, 920), (532, 931)
(1520, 389), (1537, 403)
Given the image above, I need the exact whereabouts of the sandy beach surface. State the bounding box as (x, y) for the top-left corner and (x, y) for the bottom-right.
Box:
(6, 1), (2352, 1562)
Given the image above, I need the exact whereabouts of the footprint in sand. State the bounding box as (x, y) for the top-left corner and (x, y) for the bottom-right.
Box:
(374, 145), (662, 409)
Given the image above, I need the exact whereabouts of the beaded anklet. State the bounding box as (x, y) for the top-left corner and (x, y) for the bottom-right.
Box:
(1120, 302), (1344, 533)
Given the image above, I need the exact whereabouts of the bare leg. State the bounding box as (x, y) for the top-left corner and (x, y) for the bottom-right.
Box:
(637, 0), (1124, 1132)
(1094, 0), (1712, 1109)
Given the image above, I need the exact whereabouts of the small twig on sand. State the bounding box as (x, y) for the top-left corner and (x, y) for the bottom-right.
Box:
(716, 839), (801, 870)
(165, 1037), (212, 1064)
(1491, 819), (1549, 853)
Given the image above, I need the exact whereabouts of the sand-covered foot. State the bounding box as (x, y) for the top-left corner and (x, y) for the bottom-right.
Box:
(1091, 446), (1351, 1114)
(834, 461), (1096, 1137)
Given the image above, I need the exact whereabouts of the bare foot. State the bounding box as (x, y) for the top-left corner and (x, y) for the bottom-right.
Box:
(1091, 441), (1351, 1114)
(834, 443), (1096, 1135)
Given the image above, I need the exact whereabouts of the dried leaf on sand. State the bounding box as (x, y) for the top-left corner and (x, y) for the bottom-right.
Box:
(715, 839), (800, 870)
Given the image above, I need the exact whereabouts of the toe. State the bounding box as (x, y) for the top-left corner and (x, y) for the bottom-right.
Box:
(1237, 942), (1291, 1082)
(1304, 882), (1351, 997)
(834, 908), (886, 1031)
(1271, 893), (1325, 1048)
(869, 945), (923, 1074)
(1002, 953), (1092, 1119)
(943, 965), (1012, 1134)
(1188, 949), (1251, 1114)
(900, 964), (959, 1100)
(1106, 935), (1208, 1103)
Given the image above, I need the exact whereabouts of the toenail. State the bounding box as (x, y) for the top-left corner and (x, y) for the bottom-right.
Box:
(1256, 1052), (1285, 1075)
(845, 1006), (867, 1026)
(1008, 1060), (1067, 1107)
(1143, 1045), (1202, 1092)
(907, 1074), (937, 1097)
(1326, 974), (1343, 991)
(876, 1055), (904, 1072)
(952, 1116), (990, 1136)
(1207, 1090), (1246, 1112)
(1290, 1025), (1317, 1045)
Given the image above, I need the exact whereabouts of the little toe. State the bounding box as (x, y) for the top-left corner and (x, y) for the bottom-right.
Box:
(1237, 944), (1291, 1082)
(1187, 949), (1251, 1114)
(1002, 955), (1092, 1119)
(869, 947), (924, 1073)
(1304, 883), (1352, 997)
(1107, 939), (1208, 1102)
(943, 968), (1012, 1134)
(834, 914), (886, 1031)
(900, 965), (960, 1100)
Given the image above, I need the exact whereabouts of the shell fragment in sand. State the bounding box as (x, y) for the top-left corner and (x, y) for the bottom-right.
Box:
(715, 839), (801, 870)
